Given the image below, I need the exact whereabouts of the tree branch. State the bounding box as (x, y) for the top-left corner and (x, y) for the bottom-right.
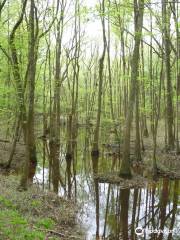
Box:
(9, 0), (28, 42)
(0, 0), (7, 13)
(0, 43), (12, 62)
(124, 27), (162, 58)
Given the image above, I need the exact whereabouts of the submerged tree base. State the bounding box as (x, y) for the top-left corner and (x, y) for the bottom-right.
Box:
(119, 172), (132, 179)
(66, 153), (73, 161)
(94, 172), (146, 188)
(119, 161), (132, 179)
(91, 149), (100, 157)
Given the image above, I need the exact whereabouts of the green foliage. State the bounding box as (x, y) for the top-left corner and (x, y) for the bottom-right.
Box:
(0, 195), (15, 208)
(0, 208), (45, 240)
(31, 199), (41, 207)
(36, 218), (55, 229)
(0, 195), (57, 240)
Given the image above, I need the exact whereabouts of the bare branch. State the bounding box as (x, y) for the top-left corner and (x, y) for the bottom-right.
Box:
(0, 43), (11, 63)
(124, 27), (162, 58)
(9, 0), (28, 42)
(0, 0), (7, 13)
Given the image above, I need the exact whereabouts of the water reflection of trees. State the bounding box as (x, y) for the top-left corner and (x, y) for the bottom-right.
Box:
(92, 178), (179, 240)
(38, 131), (179, 240)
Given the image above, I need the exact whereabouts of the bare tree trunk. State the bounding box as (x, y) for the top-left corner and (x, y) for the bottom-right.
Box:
(8, 0), (30, 190)
(119, 0), (144, 177)
(162, 0), (174, 149)
(152, 61), (163, 175)
(107, 3), (119, 139)
(92, 0), (106, 156)
(171, 0), (180, 154)
(135, 72), (141, 161)
(141, 41), (149, 137)
(26, 0), (38, 183)
(49, 0), (64, 193)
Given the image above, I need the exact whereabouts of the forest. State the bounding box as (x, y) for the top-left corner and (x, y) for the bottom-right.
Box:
(0, 0), (179, 239)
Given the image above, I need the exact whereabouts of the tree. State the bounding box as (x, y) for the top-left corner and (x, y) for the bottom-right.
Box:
(119, 0), (144, 177)
(49, 0), (64, 193)
(92, 0), (106, 156)
(162, 0), (174, 150)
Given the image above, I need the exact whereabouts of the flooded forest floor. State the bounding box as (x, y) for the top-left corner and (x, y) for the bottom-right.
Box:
(0, 120), (180, 239)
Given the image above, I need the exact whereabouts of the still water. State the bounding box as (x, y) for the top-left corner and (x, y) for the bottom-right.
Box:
(35, 127), (180, 240)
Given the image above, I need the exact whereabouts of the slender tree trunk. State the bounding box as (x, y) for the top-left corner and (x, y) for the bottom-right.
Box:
(8, 0), (31, 190)
(135, 72), (141, 161)
(152, 62), (163, 175)
(119, 0), (144, 177)
(162, 0), (174, 149)
(26, 0), (37, 183)
(141, 41), (148, 137)
(107, 4), (119, 139)
(171, 0), (180, 154)
(92, 0), (106, 156)
(49, 0), (63, 193)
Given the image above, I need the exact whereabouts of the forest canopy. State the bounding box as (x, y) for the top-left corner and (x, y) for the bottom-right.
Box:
(0, 0), (179, 190)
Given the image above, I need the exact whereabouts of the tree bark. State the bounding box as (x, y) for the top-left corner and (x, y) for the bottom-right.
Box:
(119, 0), (144, 177)
(162, 0), (174, 149)
(92, 0), (106, 156)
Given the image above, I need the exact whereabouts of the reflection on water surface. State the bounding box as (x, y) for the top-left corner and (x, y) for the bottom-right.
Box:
(35, 129), (180, 240)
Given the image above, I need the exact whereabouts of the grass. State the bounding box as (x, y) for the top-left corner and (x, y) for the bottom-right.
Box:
(0, 195), (48, 240)
(0, 174), (83, 240)
(0, 194), (64, 239)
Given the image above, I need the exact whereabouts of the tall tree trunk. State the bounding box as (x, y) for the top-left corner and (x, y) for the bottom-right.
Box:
(162, 0), (174, 149)
(107, 4), (119, 139)
(26, 0), (37, 183)
(49, 0), (64, 193)
(8, 0), (30, 190)
(171, 0), (180, 154)
(119, 0), (144, 177)
(66, 0), (80, 198)
(152, 62), (163, 175)
(20, 0), (38, 189)
(141, 41), (148, 137)
(135, 72), (141, 161)
(91, 0), (106, 156)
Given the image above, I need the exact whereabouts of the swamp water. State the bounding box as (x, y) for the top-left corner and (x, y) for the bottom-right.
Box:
(34, 127), (180, 240)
